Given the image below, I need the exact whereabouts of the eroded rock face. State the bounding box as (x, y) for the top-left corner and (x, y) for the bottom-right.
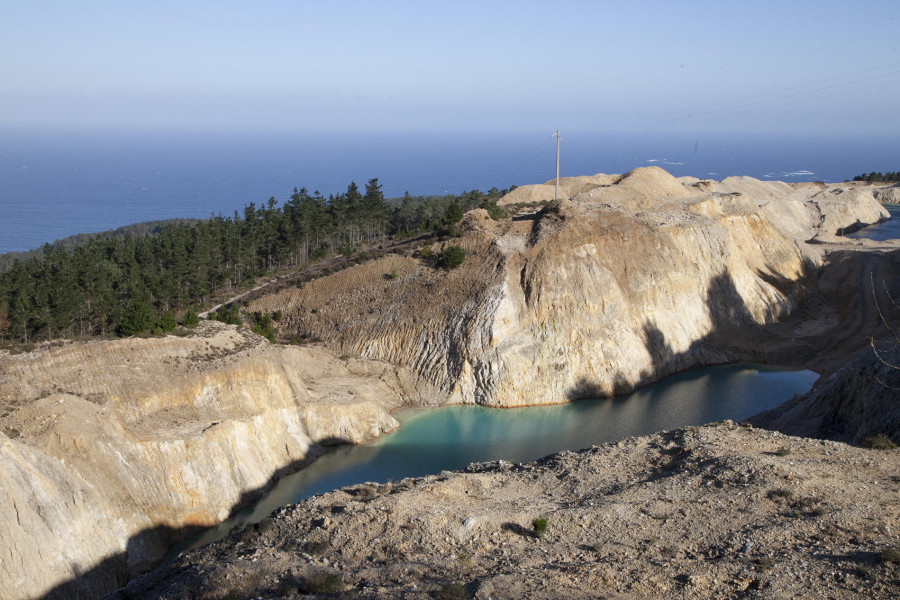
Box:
(252, 167), (890, 407)
(0, 322), (414, 600)
(749, 342), (900, 444)
(874, 185), (900, 204)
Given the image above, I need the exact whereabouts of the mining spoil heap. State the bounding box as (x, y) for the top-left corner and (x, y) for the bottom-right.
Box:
(1, 168), (898, 599)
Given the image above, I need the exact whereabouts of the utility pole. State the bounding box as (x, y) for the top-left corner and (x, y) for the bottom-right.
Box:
(553, 130), (561, 201)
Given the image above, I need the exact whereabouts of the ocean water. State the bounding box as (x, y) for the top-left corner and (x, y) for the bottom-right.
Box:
(181, 362), (818, 551)
(1, 129), (898, 254)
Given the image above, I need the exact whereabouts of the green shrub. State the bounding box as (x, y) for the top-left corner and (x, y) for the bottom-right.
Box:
(446, 202), (464, 224)
(480, 199), (508, 220)
(775, 446), (791, 456)
(532, 517), (548, 539)
(304, 540), (331, 556)
(766, 488), (793, 501)
(214, 304), (242, 326)
(441, 245), (466, 269)
(159, 310), (177, 332)
(304, 571), (344, 594)
(420, 246), (433, 259)
(864, 434), (897, 450)
(433, 583), (470, 600)
(182, 309), (200, 328)
(250, 311), (275, 342)
(116, 299), (155, 337)
(881, 546), (900, 563)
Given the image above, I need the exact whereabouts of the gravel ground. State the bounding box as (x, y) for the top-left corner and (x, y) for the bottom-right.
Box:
(110, 421), (900, 600)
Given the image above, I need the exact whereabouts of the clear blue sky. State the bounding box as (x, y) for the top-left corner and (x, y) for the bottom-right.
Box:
(2, 0), (899, 135)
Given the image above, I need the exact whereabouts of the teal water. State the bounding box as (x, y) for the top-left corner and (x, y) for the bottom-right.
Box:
(181, 362), (817, 552)
(847, 204), (900, 241)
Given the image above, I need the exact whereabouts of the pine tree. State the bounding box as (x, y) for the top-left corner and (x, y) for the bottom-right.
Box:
(0, 300), (10, 340)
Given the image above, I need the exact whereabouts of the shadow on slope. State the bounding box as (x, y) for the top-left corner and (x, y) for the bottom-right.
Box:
(35, 523), (203, 600)
(37, 441), (347, 600)
(566, 265), (813, 404)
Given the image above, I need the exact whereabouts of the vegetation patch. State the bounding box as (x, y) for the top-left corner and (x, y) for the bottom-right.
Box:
(432, 582), (470, 600)
(249, 311), (275, 342)
(766, 488), (793, 501)
(749, 556), (777, 573)
(304, 540), (331, 556)
(441, 245), (466, 269)
(0, 179), (513, 343)
(182, 309), (199, 328)
(864, 434), (898, 450)
(532, 517), (548, 539)
(212, 304), (242, 326)
(304, 571), (344, 594)
(851, 171), (900, 182)
(880, 546), (900, 564)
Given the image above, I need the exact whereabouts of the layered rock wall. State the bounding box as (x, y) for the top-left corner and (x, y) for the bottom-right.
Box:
(0, 323), (413, 599)
(253, 168), (889, 407)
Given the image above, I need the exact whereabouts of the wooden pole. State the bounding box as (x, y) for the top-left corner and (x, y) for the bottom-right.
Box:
(554, 130), (561, 201)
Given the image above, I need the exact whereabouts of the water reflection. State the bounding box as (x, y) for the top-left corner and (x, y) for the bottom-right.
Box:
(847, 204), (899, 241)
(182, 363), (817, 552)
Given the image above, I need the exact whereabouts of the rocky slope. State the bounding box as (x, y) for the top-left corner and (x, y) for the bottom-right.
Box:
(249, 168), (891, 407)
(112, 421), (900, 600)
(2, 168), (895, 599)
(0, 322), (420, 600)
(750, 342), (900, 445)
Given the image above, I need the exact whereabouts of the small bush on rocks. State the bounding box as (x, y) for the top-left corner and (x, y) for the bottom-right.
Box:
(864, 434), (897, 450)
(881, 546), (900, 563)
(304, 540), (331, 556)
(305, 571), (344, 594)
(750, 556), (777, 573)
(532, 517), (548, 539)
(441, 245), (466, 269)
(433, 582), (470, 600)
(766, 488), (793, 501)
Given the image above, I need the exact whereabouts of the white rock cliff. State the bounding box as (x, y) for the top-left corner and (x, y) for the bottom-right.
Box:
(0, 323), (414, 599)
(255, 168), (889, 407)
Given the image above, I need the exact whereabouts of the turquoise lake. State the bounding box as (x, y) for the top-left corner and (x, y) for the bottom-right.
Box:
(183, 362), (818, 551)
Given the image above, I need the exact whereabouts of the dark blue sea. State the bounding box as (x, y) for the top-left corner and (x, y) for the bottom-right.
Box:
(1, 128), (897, 254)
